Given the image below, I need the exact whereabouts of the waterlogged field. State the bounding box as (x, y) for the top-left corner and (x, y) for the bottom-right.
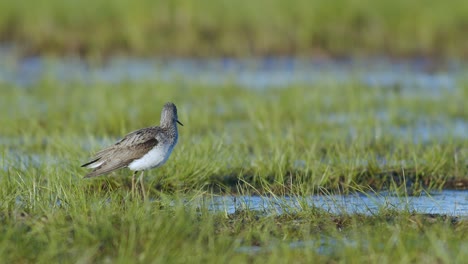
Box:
(1, 58), (467, 262)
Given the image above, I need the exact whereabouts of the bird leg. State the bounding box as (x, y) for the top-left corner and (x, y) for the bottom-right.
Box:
(132, 170), (138, 198)
(138, 171), (146, 200)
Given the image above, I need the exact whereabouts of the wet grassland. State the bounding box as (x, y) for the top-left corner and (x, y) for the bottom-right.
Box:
(1, 69), (467, 262)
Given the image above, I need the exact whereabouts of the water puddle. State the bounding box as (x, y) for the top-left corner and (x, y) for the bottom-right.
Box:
(2, 55), (466, 140)
(0, 52), (464, 92)
(2, 53), (467, 143)
(206, 190), (468, 216)
(207, 190), (467, 255)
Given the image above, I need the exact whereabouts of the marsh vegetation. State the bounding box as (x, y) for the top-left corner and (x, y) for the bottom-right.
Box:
(1, 57), (467, 262)
(1, 0), (467, 262)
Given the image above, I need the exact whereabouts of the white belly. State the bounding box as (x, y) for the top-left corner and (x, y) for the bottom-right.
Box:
(128, 145), (173, 171)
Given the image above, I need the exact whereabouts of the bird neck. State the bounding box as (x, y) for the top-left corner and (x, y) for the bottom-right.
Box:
(161, 121), (177, 133)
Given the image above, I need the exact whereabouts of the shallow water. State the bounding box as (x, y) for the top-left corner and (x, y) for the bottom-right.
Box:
(207, 190), (468, 255)
(207, 190), (468, 216)
(220, 190), (468, 255)
(1, 54), (467, 142)
(0, 51), (464, 91)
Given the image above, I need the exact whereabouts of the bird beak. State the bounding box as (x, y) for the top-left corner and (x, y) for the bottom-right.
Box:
(177, 120), (184, 126)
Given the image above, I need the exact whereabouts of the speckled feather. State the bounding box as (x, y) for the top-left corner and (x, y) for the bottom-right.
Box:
(81, 102), (181, 178)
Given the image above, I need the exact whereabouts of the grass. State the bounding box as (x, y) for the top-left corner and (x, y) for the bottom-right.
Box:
(0, 179), (466, 262)
(0, 0), (467, 58)
(1, 69), (467, 262)
(1, 77), (466, 194)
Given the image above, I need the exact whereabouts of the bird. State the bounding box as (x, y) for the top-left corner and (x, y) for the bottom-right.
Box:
(81, 102), (183, 198)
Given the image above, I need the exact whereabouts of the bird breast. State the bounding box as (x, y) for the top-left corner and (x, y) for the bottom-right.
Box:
(127, 143), (174, 171)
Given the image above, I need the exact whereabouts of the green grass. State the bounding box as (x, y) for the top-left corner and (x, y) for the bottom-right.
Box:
(1, 78), (466, 194)
(0, 180), (466, 263)
(1, 75), (467, 262)
(0, 0), (467, 57)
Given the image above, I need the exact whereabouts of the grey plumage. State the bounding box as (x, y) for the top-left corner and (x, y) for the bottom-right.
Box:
(81, 102), (182, 178)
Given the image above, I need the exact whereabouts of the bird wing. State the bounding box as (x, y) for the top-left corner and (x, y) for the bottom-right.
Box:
(82, 127), (160, 177)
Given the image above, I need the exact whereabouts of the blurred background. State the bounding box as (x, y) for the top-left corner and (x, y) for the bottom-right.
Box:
(1, 0), (467, 90)
(0, 0), (467, 58)
(1, 0), (467, 191)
